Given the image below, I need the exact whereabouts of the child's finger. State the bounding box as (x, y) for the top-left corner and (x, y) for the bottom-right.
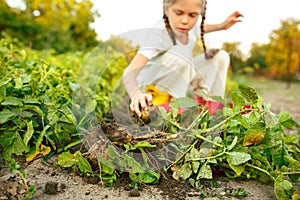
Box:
(146, 94), (153, 105)
(130, 101), (141, 117)
(139, 97), (148, 111)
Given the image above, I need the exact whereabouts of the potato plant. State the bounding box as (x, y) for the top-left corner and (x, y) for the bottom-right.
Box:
(0, 38), (299, 200)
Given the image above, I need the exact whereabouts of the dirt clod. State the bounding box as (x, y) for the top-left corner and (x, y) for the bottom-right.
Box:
(44, 181), (66, 195)
(128, 189), (141, 197)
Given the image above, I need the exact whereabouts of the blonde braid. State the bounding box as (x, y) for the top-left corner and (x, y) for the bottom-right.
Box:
(163, 13), (176, 45)
(200, 0), (209, 59)
(163, 0), (176, 45)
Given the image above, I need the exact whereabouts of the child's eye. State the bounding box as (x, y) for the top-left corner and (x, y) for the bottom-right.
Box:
(174, 10), (183, 15)
(190, 13), (199, 18)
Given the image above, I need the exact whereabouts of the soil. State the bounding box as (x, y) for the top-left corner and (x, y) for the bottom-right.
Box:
(0, 79), (299, 200)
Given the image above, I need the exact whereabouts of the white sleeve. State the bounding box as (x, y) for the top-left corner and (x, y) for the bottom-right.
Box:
(137, 22), (173, 60)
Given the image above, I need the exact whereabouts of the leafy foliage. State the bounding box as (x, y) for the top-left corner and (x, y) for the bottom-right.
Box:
(0, 0), (99, 53)
(0, 38), (128, 162)
(0, 37), (299, 200)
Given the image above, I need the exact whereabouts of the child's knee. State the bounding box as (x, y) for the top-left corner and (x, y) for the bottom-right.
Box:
(213, 49), (230, 69)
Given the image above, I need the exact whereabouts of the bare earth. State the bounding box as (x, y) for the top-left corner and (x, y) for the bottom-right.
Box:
(0, 79), (299, 200)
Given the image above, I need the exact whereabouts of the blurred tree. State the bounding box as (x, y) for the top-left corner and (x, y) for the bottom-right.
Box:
(0, 0), (99, 53)
(245, 43), (268, 76)
(265, 18), (300, 88)
(104, 35), (138, 63)
(222, 42), (244, 75)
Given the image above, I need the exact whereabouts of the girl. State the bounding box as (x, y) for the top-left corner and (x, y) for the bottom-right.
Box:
(122, 0), (243, 117)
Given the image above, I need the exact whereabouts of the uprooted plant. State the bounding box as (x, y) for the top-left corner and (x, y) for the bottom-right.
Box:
(58, 84), (300, 200)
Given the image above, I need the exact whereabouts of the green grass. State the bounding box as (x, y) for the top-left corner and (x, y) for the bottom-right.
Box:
(245, 77), (300, 106)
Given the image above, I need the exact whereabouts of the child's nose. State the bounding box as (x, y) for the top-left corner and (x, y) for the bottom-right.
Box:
(181, 16), (189, 24)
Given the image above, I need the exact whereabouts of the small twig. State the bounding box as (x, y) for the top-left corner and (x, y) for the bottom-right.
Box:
(246, 163), (276, 182)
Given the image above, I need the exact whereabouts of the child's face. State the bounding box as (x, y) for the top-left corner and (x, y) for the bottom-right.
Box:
(164, 0), (201, 35)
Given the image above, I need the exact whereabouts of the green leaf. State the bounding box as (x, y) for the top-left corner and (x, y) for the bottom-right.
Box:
(137, 171), (160, 184)
(14, 77), (23, 89)
(197, 162), (213, 179)
(23, 121), (34, 146)
(133, 142), (156, 149)
(85, 99), (97, 115)
(170, 97), (197, 109)
(0, 131), (29, 160)
(129, 173), (140, 183)
(0, 111), (17, 124)
(1, 97), (23, 106)
(273, 146), (289, 168)
(107, 145), (119, 159)
(231, 92), (245, 107)
(0, 78), (11, 87)
(274, 175), (296, 200)
(227, 136), (238, 151)
(24, 105), (44, 116)
(278, 111), (297, 128)
(0, 86), (6, 102)
(238, 84), (260, 107)
(19, 111), (33, 118)
(47, 112), (59, 125)
(185, 147), (200, 161)
(57, 152), (76, 168)
(75, 151), (93, 174)
(223, 107), (234, 116)
(192, 161), (200, 173)
(35, 125), (50, 149)
(101, 163), (115, 175)
(176, 163), (193, 180)
(59, 106), (77, 125)
(252, 153), (272, 170)
(24, 98), (41, 105)
(21, 74), (31, 83)
(284, 135), (298, 144)
(121, 153), (145, 173)
(226, 152), (251, 166)
(228, 160), (245, 176)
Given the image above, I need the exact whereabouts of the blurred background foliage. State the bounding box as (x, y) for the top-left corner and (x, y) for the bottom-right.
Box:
(0, 0), (99, 53)
(0, 0), (300, 84)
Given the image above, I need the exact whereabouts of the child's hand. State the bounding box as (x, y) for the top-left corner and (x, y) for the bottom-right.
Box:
(130, 92), (152, 117)
(222, 11), (243, 30)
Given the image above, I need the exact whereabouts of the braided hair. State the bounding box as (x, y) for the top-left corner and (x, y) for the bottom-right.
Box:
(163, 8), (176, 45)
(200, 0), (209, 59)
(163, 0), (208, 59)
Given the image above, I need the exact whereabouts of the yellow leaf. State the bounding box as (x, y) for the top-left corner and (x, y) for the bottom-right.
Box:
(26, 145), (51, 162)
(292, 190), (300, 200)
(40, 144), (51, 156)
(243, 122), (266, 146)
(145, 85), (171, 105)
(26, 147), (39, 162)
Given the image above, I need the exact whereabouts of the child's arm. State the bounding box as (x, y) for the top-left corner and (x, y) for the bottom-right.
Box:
(204, 11), (243, 33)
(122, 53), (152, 117)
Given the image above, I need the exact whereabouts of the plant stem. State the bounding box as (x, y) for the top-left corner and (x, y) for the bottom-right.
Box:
(282, 171), (300, 175)
(186, 147), (227, 162)
(186, 110), (209, 131)
(200, 108), (254, 134)
(246, 163), (276, 182)
(165, 139), (199, 171)
(195, 133), (223, 148)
